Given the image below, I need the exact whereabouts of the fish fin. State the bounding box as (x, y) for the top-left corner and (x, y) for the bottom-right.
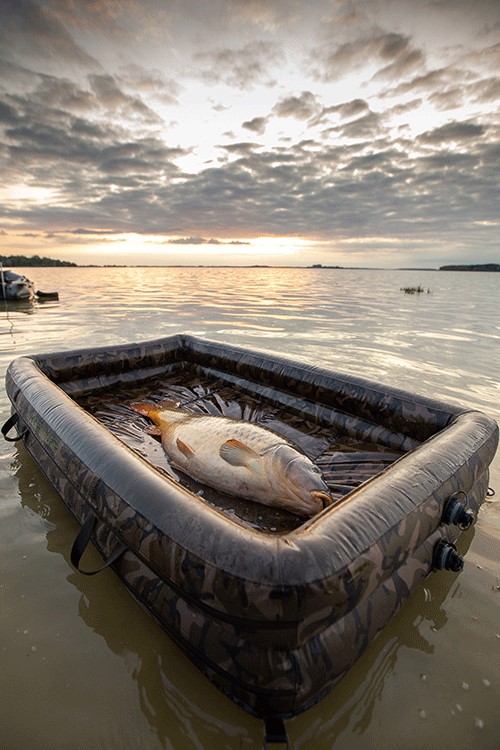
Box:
(176, 437), (196, 458)
(219, 439), (260, 467)
(144, 425), (161, 436)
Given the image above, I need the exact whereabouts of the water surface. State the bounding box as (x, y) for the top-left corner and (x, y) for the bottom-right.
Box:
(1, 267), (499, 749)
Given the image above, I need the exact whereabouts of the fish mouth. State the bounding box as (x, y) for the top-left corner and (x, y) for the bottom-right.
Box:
(311, 491), (333, 510)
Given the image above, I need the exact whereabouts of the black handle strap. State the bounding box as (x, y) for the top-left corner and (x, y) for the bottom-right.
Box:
(263, 717), (290, 749)
(2, 413), (28, 442)
(70, 511), (126, 575)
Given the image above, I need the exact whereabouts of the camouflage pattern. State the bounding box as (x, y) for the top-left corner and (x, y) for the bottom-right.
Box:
(4, 334), (498, 718)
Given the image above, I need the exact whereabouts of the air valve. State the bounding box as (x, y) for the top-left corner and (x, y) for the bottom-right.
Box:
(442, 492), (474, 530)
(433, 539), (464, 572)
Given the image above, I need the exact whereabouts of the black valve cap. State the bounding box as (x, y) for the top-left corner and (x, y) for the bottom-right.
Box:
(433, 539), (465, 572)
(442, 497), (474, 530)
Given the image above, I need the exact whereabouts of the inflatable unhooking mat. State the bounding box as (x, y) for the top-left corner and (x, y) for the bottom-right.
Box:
(3, 334), (498, 721)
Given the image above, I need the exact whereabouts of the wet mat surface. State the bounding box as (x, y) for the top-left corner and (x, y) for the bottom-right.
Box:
(76, 368), (405, 533)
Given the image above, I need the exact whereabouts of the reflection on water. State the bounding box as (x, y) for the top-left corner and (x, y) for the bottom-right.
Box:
(9, 443), (485, 750)
(1, 267), (499, 749)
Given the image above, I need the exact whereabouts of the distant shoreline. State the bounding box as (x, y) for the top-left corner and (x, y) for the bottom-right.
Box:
(0, 254), (76, 267)
(438, 264), (500, 272)
(1, 255), (499, 272)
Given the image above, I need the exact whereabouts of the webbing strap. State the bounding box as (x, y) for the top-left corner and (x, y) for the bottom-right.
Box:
(70, 511), (126, 575)
(263, 717), (290, 749)
(2, 412), (28, 442)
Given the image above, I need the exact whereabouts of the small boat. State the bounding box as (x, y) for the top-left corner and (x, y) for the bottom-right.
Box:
(3, 335), (498, 731)
(0, 267), (35, 300)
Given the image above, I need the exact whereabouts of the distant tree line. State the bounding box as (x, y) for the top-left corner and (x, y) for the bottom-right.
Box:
(439, 263), (500, 272)
(0, 254), (77, 267)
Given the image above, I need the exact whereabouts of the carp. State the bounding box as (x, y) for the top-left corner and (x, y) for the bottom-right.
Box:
(131, 400), (332, 517)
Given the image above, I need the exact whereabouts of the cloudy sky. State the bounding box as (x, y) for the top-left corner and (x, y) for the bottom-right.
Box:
(0, 0), (499, 267)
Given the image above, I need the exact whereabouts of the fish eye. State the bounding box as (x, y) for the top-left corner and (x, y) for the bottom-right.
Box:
(311, 465), (322, 474)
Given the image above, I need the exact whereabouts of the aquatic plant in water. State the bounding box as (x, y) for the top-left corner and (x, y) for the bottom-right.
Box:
(401, 285), (431, 294)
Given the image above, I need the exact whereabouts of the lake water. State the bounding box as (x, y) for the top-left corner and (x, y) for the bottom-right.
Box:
(1, 266), (499, 750)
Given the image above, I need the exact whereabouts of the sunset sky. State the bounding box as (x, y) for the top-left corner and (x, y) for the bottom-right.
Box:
(0, 0), (499, 267)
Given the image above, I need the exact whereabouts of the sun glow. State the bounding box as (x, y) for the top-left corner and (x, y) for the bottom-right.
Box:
(0, 184), (58, 205)
(45, 232), (318, 266)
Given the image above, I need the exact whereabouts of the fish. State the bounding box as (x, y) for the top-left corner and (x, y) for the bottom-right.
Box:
(131, 400), (333, 517)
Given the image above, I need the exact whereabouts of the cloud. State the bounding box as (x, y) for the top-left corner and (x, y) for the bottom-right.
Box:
(428, 87), (465, 112)
(311, 98), (370, 127)
(69, 228), (111, 235)
(0, 57), (41, 91)
(164, 237), (250, 245)
(1, 0), (499, 265)
(119, 64), (181, 106)
(0, 73), (186, 209)
(2, 120), (498, 259)
(417, 121), (486, 145)
(372, 48), (425, 81)
(272, 91), (320, 120)
(0, 0), (99, 73)
(88, 74), (162, 125)
(193, 41), (284, 89)
(219, 142), (262, 156)
(383, 65), (481, 106)
(165, 236), (207, 245)
(1, 41), (497, 258)
(473, 76), (500, 103)
(242, 116), (268, 135)
(225, 0), (304, 30)
(0, 100), (18, 124)
(313, 32), (425, 82)
(337, 111), (382, 139)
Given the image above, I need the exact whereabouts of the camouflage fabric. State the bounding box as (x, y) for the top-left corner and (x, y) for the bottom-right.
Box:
(4, 334), (498, 717)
